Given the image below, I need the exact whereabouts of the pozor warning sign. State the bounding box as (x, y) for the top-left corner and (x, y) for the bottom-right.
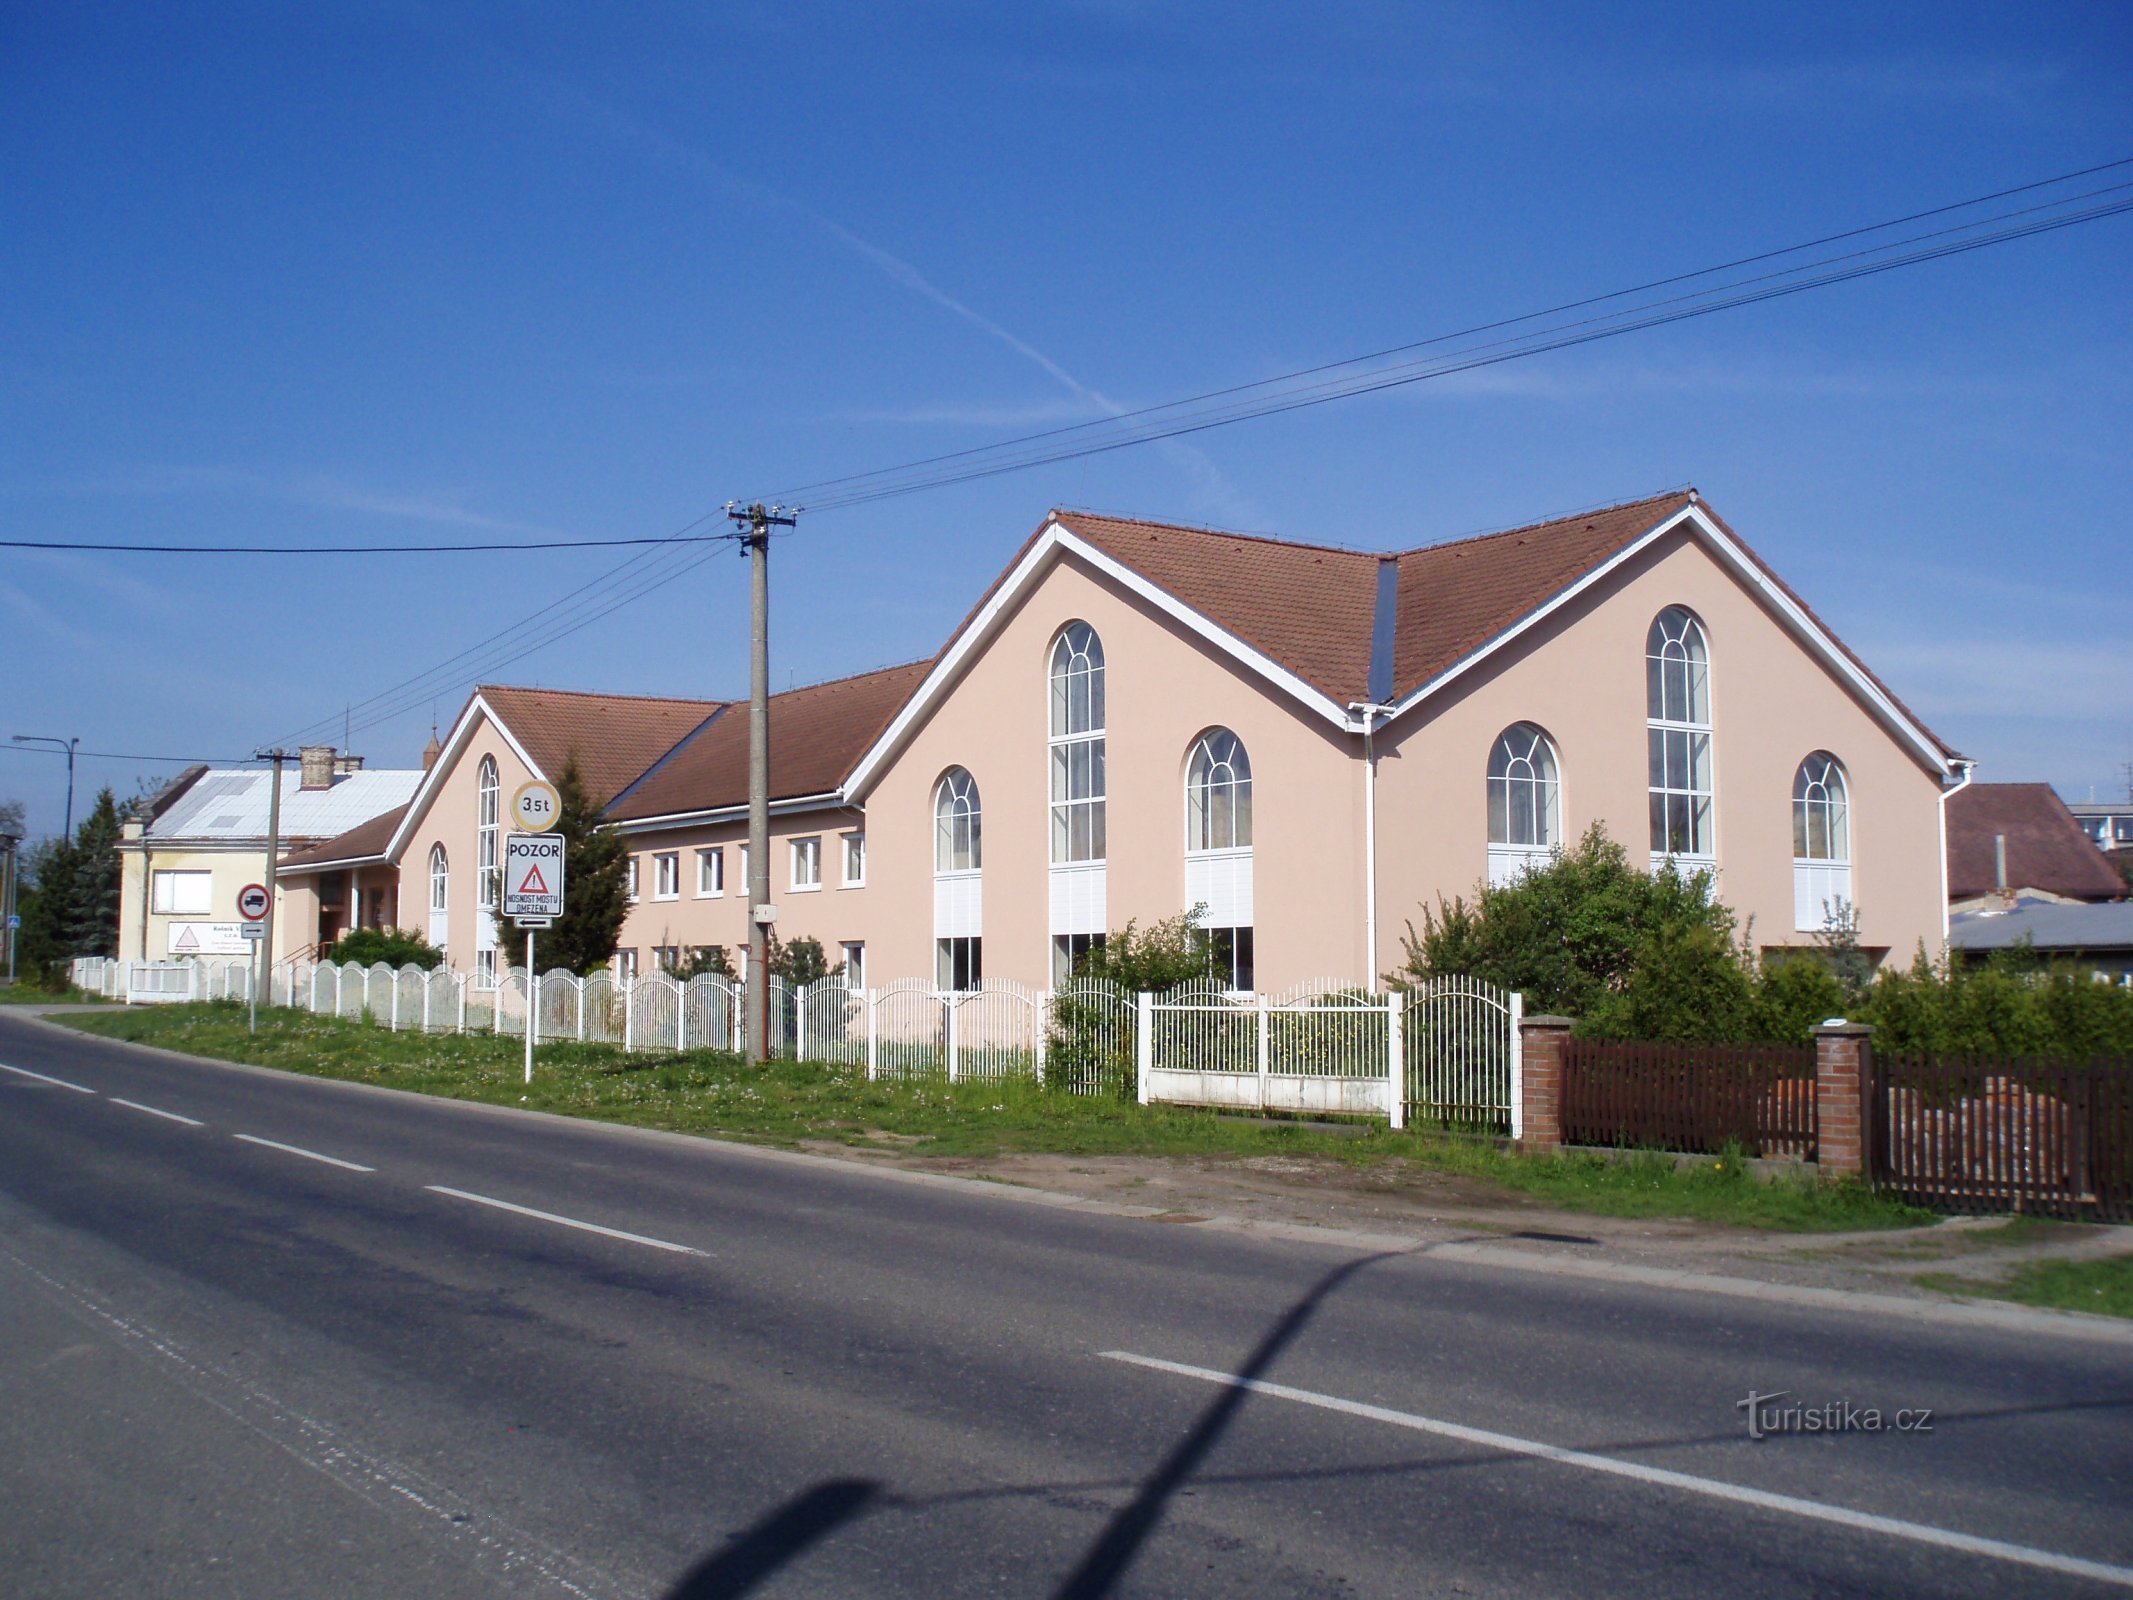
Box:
(502, 832), (566, 920)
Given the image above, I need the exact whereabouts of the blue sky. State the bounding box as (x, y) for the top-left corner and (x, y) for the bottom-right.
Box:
(3, 2), (2128, 839)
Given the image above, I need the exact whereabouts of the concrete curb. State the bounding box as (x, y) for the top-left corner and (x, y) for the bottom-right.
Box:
(27, 1011), (2133, 1347)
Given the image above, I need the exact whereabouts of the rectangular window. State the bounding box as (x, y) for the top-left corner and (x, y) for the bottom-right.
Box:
(476, 949), (498, 988)
(652, 944), (681, 973)
(791, 836), (822, 891)
(1647, 726), (1714, 860)
(841, 831), (866, 887)
(737, 843), (750, 894)
(653, 852), (680, 900)
(937, 935), (982, 992)
(626, 856), (641, 902)
(614, 948), (638, 981)
(1051, 932), (1105, 986)
(1207, 927), (1255, 993)
(1049, 736), (1107, 863)
(841, 940), (866, 991)
(151, 869), (213, 915)
(696, 847), (724, 897)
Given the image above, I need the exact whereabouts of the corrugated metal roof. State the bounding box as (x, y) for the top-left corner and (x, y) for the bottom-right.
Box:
(1949, 898), (2133, 953)
(147, 768), (423, 843)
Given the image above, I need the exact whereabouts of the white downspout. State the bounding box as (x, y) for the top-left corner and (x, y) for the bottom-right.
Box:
(1350, 702), (1395, 991)
(1935, 758), (1976, 953)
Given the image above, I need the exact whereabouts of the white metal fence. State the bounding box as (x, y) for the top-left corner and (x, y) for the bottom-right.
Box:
(69, 956), (1517, 1130)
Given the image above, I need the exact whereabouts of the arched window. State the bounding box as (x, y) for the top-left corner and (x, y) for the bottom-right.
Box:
(934, 768), (982, 990)
(1185, 730), (1254, 988)
(1049, 623), (1108, 983)
(1646, 608), (1713, 862)
(935, 767), (982, 872)
(1185, 729), (1252, 852)
(1792, 752), (1852, 931)
(1487, 723), (1560, 884)
(476, 757), (500, 908)
(428, 843), (449, 911)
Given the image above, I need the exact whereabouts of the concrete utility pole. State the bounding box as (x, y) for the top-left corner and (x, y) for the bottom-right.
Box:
(253, 749), (289, 1031)
(727, 501), (796, 1065)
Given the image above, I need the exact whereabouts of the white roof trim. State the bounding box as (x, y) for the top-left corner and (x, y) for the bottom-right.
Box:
(382, 693), (547, 862)
(845, 519), (1351, 800)
(1381, 504), (1954, 776)
(613, 793), (853, 834)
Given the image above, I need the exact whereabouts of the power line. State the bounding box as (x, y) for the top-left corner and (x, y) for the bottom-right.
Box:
(0, 530), (745, 556)
(0, 744), (241, 764)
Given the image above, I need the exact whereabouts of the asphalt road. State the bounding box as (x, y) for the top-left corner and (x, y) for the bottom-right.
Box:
(1, 1009), (2128, 1599)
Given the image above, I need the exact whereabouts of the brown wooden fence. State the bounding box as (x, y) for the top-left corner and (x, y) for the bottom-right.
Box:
(1872, 1053), (2133, 1222)
(1560, 1039), (1817, 1158)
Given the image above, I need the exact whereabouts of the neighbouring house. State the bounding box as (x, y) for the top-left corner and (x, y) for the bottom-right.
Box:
(2067, 799), (2133, 861)
(1949, 897), (2133, 985)
(117, 746), (422, 965)
(1945, 783), (2125, 914)
(289, 489), (1968, 991)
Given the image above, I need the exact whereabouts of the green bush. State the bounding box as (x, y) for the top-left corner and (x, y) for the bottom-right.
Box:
(322, 927), (442, 970)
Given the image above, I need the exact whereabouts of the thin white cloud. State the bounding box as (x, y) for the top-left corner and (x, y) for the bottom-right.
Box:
(1860, 635), (2133, 723)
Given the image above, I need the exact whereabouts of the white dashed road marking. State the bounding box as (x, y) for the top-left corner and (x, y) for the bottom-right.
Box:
(424, 1186), (707, 1257)
(0, 1061), (96, 1094)
(231, 1134), (376, 1173)
(1102, 1351), (2133, 1591)
(109, 1097), (205, 1127)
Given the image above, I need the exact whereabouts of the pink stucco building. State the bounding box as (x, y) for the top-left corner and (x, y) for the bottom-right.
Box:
(281, 490), (1968, 990)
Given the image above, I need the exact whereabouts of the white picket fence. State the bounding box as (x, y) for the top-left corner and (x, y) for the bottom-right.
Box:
(69, 955), (1518, 1130)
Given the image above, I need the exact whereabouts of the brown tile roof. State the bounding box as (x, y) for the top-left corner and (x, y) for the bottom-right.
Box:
(476, 684), (724, 807)
(279, 804), (408, 873)
(1947, 784), (2125, 902)
(1054, 511), (1382, 703)
(607, 660), (934, 821)
(1389, 491), (1697, 697)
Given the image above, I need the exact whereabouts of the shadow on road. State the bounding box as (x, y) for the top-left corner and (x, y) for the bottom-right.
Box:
(665, 1477), (880, 1599)
(1049, 1248), (1406, 1600)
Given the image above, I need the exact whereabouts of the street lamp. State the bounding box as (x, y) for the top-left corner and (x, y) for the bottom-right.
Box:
(12, 734), (80, 838)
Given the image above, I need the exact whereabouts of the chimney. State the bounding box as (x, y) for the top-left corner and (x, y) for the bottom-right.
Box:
(1993, 832), (2014, 910)
(334, 752), (364, 776)
(299, 745), (337, 791)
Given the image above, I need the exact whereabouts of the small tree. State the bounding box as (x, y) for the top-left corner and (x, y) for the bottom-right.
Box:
(768, 933), (838, 987)
(63, 790), (125, 959)
(493, 758), (629, 975)
(1070, 908), (1213, 992)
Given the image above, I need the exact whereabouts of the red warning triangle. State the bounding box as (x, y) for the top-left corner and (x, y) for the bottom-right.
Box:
(519, 864), (550, 896)
(174, 926), (200, 950)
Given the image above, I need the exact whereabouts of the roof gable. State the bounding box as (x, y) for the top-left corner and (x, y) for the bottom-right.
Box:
(609, 661), (932, 824)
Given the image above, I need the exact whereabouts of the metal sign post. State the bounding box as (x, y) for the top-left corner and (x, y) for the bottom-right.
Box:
(503, 833), (565, 1084)
(238, 881), (271, 1032)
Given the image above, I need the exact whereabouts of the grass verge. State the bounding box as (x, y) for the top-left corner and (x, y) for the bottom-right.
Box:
(60, 1002), (1933, 1233)
(0, 979), (103, 1005)
(1918, 1257), (2133, 1319)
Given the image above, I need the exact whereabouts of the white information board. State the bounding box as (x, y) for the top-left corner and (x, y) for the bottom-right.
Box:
(503, 832), (566, 919)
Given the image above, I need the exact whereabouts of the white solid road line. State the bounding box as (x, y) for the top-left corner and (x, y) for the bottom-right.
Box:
(109, 1097), (205, 1128)
(0, 1061), (96, 1094)
(424, 1185), (708, 1256)
(1102, 1351), (2133, 1591)
(231, 1134), (376, 1173)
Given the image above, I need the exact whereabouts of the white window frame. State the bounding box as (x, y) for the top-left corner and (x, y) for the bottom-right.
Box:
(476, 756), (500, 909)
(1792, 751), (1853, 932)
(790, 836), (822, 892)
(1487, 722), (1562, 885)
(626, 855), (640, 903)
(151, 869), (213, 915)
(1185, 728), (1252, 853)
(696, 846), (724, 898)
(428, 843), (449, 913)
(1646, 607), (1715, 868)
(841, 831), (866, 888)
(614, 948), (638, 982)
(653, 851), (680, 901)
(840, 940), (866, 991)
(1049, 622), (1106, 865)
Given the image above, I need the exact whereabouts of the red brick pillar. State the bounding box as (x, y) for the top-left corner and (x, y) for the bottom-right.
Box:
(1518, 1015), (1573, 1154)
(1815, 1022), (1874, 1179)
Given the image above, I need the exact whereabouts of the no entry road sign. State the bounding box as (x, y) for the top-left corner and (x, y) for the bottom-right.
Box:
(503, 832), (566, 920)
